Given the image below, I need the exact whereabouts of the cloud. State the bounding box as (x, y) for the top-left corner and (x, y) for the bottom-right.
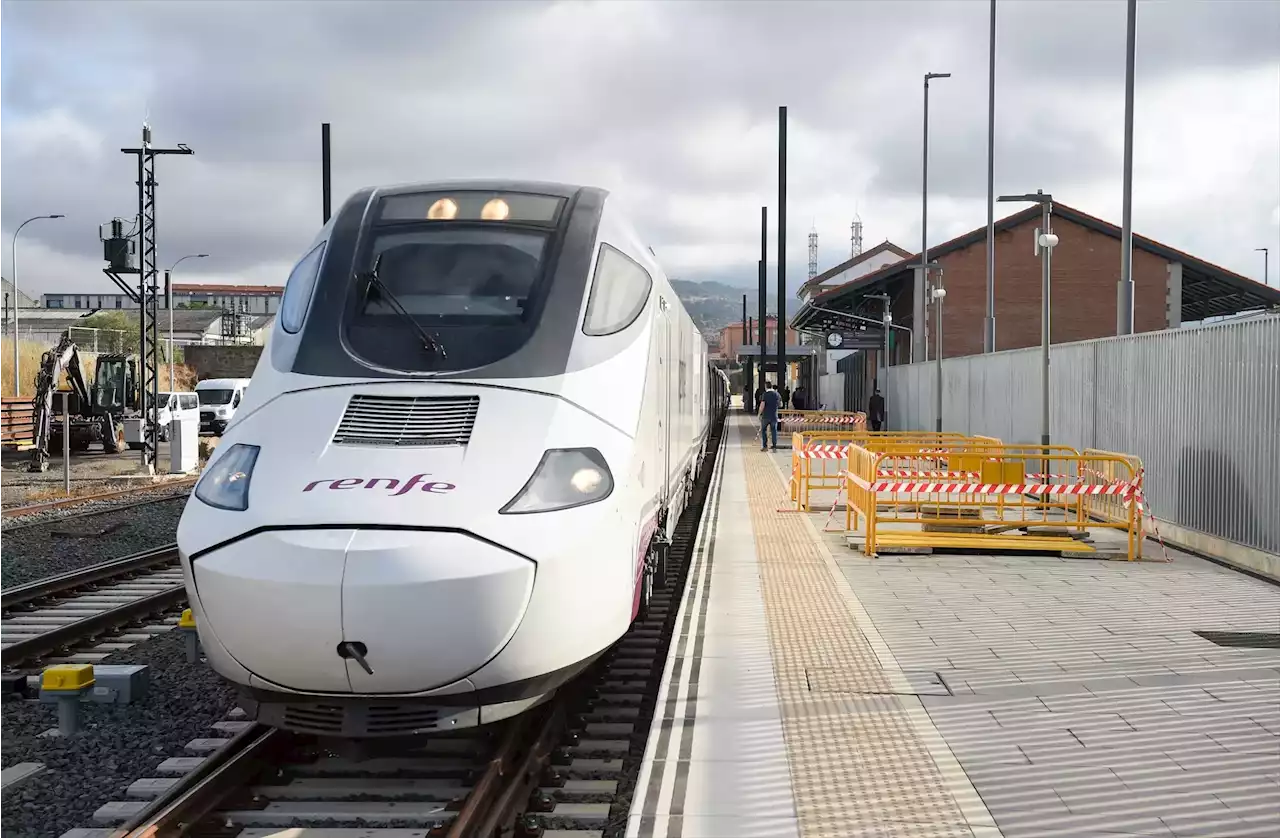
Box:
(2, 0), (1277, 300)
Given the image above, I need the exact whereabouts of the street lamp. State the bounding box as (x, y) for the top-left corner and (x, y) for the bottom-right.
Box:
(165, 254), (208, 390)
(920, 71), (950, 365)
(11, 214), (66, 397)
(1257, 248), (1270, 287)
(930, 277), (947, 433)
(997, 190), (1056, 453)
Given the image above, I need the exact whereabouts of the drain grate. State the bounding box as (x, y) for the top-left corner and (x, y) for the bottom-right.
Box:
(1193, 631), (1280, 650)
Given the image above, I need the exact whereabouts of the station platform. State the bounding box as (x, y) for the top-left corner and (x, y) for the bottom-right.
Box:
(628, 414), (1280, 838)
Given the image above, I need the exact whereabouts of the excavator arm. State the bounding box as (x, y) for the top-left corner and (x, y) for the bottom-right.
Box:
(28, 334), (92, 473)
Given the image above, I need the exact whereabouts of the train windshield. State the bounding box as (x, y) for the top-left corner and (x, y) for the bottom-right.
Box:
(344, 196), (561, 372)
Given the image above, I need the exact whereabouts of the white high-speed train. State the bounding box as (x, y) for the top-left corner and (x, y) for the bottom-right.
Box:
(177, 181), (730, 738)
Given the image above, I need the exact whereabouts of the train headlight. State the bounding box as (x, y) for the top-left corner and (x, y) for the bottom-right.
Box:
(194, 443), (260, 512)
(500, 448), (614, 515)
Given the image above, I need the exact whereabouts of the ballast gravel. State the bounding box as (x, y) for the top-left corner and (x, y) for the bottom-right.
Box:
(0, 629), (237, 838)
(1, 494), (188, 589)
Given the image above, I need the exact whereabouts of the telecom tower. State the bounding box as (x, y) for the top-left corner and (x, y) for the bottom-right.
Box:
(851, 212), (864, 259)
(808, 224), (819, 281)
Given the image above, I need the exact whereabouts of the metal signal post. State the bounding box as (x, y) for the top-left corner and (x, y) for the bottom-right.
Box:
(108, 124), (194, 473)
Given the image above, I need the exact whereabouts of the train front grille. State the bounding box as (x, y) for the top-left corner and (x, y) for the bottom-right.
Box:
(259, 701), (455, 737)
(332, 394), (479, 447)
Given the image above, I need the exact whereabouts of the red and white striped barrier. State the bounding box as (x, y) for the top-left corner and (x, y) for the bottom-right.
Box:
(780, 414), (866, 426)
(850, 477), (1140, 497)
(797, 445), (851, 459)
(878, 469), (978, 478)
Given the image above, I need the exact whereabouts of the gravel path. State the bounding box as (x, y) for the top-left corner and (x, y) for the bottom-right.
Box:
(1, 629), (238, 838)
(1, 495), (188, 589)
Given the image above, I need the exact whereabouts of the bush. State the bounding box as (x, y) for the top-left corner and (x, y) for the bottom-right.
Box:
(2, 337), (198, 398)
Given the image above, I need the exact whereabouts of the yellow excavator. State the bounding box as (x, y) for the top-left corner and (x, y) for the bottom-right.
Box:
(29, 334), (140, 472)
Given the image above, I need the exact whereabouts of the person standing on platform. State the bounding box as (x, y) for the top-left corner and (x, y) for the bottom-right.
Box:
(781, 384), (791, 409)
(758, 381), (780, 451)
(869, 388), (886, 432)
(791, 385), (807, 411)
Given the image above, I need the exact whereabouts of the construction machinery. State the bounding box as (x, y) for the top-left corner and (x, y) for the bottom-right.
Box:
(28, 334), (140, 472)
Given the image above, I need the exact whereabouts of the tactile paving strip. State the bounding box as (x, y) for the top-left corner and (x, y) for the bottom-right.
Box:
(739, 421), (974, 838)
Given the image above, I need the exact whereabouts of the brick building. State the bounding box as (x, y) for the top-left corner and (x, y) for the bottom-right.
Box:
(718, 316), (799, 361)
(793, 201), (1280, 410)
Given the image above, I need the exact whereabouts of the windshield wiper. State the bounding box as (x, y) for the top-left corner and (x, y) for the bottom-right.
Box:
(359, 256), (448, 359)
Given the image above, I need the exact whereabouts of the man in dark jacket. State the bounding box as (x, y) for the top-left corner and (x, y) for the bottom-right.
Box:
(758, 381), (781, 451)
(869, 389), (886, 432)
(791, 386), (807, 411)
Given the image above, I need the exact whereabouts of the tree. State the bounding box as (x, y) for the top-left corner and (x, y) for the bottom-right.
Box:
(77, 311), (140, 354)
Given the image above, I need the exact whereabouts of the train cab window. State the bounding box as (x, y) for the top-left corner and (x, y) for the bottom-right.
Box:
(582, 244), (652, 336)
(344, 226), (553, 372)
(280, 242), (326, 334)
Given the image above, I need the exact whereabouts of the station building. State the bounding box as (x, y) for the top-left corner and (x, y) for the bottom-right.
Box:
(792, 201), (1280, 412)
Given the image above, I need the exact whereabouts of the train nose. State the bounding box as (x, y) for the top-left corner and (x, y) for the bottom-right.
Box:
(190, 529), (536, 694)
(339, 530), (535, 692)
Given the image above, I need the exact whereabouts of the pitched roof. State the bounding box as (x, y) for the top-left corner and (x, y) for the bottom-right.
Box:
(799, 240), (914, 296)
(803, 201), (1280, 324)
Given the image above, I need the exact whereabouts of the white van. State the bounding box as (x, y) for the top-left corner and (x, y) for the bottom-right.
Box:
(196, 378), (252, 436)
(156, 391), (201, 441)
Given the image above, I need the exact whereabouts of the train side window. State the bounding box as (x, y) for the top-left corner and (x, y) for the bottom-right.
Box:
(280, 241), (327, 334)
(582, 244), (652, 336)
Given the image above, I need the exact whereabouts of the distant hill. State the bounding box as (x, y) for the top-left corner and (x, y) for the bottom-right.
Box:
(669, 279), (801, 340)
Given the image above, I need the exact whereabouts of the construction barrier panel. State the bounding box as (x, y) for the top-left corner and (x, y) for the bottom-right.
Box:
(788, 431), (993, 512)
(778, 410), (867, 433)
(842, 441), (1148, 560)
(1, 398), (35, 451)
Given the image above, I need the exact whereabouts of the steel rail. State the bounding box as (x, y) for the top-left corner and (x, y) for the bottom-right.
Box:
(3, 585), (187, 664)
(472, 698), (568, 838)
(445, 715), (536, 838)
(113, 723), (285, 838)
(2, 544), (179, 610)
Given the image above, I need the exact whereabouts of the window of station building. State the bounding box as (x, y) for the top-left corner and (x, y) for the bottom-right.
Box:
(582, 244), (653, 336)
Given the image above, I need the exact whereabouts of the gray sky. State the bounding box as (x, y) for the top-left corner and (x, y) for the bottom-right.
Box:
(2, 0), (1278, 298)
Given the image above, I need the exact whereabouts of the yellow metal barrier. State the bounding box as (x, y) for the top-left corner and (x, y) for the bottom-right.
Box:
(843, 442), (1148, 560)
(788, 431), (1001, 513)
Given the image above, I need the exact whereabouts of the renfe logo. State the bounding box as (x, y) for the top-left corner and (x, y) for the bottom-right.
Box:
(302, 474), (457, 496)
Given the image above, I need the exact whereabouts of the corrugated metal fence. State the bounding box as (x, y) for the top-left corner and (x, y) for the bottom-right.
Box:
(887, 316), (1280, 557)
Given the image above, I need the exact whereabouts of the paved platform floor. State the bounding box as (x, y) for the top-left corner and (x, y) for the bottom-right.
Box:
(630, 416), (1280, 838)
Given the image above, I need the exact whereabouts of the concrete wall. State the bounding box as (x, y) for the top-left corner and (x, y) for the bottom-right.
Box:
(887, 315), (1280, 580)
(184, 345), (264, 380)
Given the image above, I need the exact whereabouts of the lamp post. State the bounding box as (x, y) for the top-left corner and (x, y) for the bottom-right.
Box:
(930, 277), (947, 432)
(1257, 248), (1270, 287)
(920, 71), (950, 365)
(11, 214), (66, 397)
(164, 254), (208, 389)
(998, 191), (1057, 454)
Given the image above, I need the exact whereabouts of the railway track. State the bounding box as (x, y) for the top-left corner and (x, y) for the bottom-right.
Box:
(1, 544), (186, 667)
(2, 487), (193, 532)
(88, 416), (726, 838)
